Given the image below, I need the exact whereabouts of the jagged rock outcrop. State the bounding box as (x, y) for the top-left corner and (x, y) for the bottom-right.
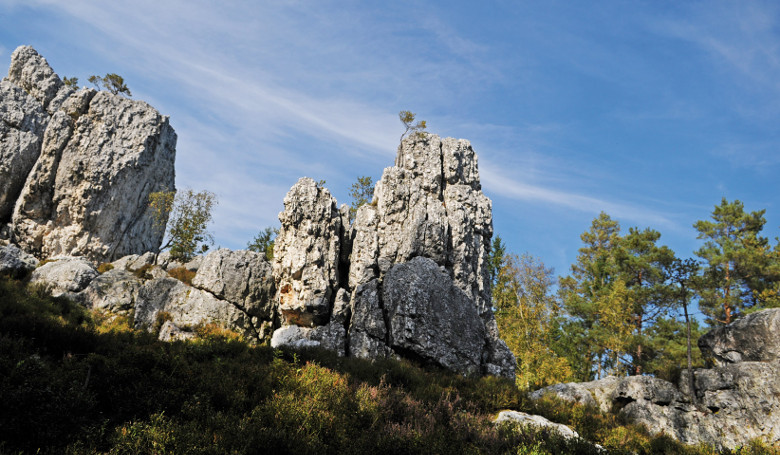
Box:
(530, 309), (780, 449)
(271, 135), (515, 378)
(0, 79), (47, 222)
(0, 45), (176, 262)
(273, 178), (344, 327)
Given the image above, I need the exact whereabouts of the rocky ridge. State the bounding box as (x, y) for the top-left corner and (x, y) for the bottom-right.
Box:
(0, 45), (176, 262)
(0, 45), (513, 379)
(529, 308), (780, 449)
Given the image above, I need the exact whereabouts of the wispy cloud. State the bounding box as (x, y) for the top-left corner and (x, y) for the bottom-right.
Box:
(480, 160), (676, 229)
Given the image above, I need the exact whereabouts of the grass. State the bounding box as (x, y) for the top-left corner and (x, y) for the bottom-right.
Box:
(0, 274), (778, 454)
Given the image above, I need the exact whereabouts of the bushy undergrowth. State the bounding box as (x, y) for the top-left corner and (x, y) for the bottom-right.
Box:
(0, 275), (777, 454)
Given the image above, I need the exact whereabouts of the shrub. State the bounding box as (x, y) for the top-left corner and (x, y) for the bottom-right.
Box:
(97, 262), (114, 274)
(133, 263), (154, 280)
(167, 266), (196, 286)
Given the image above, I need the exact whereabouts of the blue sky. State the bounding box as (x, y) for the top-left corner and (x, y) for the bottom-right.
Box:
(2, 1), (779, 286)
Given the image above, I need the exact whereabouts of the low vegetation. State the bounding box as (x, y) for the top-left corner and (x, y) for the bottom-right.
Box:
(1, 274), (777, 454)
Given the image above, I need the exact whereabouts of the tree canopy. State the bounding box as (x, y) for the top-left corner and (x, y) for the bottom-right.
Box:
(149, 189), (217, 262)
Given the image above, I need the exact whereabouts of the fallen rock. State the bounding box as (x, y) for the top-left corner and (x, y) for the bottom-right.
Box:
(494, 410), (580, 440)
(29, 256), (98, 297)
(77, 268), (142, 314)
(0, 244), (38, 277)
(158, 320), (196, 342)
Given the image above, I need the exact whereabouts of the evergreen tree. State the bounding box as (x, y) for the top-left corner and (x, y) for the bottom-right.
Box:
(694, 198), (770, 324)
(247, 226), (278, 261)
(348, 176), (374, 222)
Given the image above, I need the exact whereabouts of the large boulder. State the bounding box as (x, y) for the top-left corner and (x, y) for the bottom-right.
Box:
(698, 308), (780, 366)
(383, 257), (486, 376)
(192, 248), (275, 320)
(273, 178), (344, 327)
(0, 45), (176, 262)
(0, 244), (38, 277)
(29, 256), (98, 298)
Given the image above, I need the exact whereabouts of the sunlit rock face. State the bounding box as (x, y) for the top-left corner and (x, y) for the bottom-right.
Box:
(271, 134), (515, 379)
(531, 308), (780, 449)
(0, 45), (176, 262)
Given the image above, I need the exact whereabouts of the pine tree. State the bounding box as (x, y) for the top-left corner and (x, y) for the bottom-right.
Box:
(694, 198), (770, 324)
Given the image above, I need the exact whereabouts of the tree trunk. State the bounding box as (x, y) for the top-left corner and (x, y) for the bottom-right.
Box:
(683, 297), (696, 404)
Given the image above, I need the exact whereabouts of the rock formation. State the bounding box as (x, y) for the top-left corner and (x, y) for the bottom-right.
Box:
(530, 308), (780, 449)
(0, 45), (176, 262)
(271, 134), (515, 378)
(1, 46), (513, 379)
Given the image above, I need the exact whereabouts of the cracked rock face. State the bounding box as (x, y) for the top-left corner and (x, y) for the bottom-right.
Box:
(698, 308), (780, 366)
(273, 178), (343, 327)
(192, 248), (275, 320)
(531, 309), (780, 449)
(1, 45), (176, 263)
(271, 135), (515, 378)
(384, 257), (486, 376)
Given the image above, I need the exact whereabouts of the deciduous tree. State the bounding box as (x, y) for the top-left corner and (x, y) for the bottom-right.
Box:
(149, 189), (217, 262)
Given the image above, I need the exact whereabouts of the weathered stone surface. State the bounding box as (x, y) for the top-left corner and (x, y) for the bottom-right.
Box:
(78, 268), (142, 314)
(273, 178), (342, 326)
(0, 244), (38, 277)
(0, 80), (48, 222)
(134, 277), (248, 334)
(383, 257), (486, 376)
(530, 376), (620, 414)
(531, 310), (780, 449)
(12, 87), (176, 262)
(348, 279), (392, 359)
(192, 248), (275, 319)
(6, 45), (72, 113)
(111, 251), (156, 272)
(271, 288), (350, 355)
(158, 320), (196, 342)
(495, 410), (581, 440)
(699, 308), (780, 366)
(29, 256), (98, 297)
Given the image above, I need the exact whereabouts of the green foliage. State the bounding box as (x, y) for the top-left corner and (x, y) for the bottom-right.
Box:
(559, 213), (680, 380)
(694, 198), (775, 324)
(133, 263), (154, 280)
(399, 110), (427, 143)
(62, 76), (79, 88)
(88, 73), (132, 97)
(348, 175), (374, 222)
(149, 188), (217, 262)
(247, 226), (278, 260)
